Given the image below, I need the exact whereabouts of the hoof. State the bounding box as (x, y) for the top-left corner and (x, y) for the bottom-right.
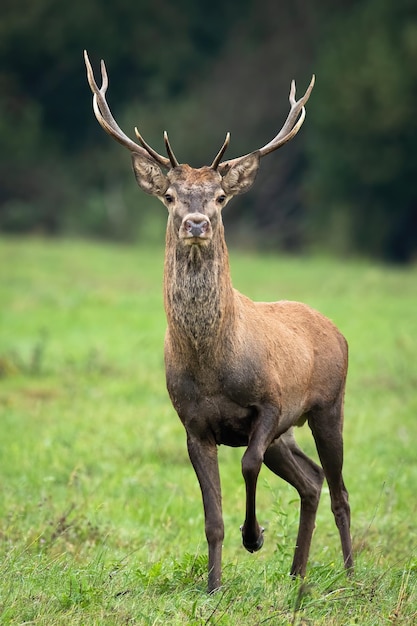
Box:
(241, 525), (264, 553)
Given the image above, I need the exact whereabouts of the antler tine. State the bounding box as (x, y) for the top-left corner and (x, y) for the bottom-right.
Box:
(211, 132), (231, 170)
(217, 75), (315, 170)
(85, 51), (144, 153)
(257, 74), (315, 157)
(131, 127), (176, 168)
(99, 59), (108, 92)
(84, 50), (172, 169)
(164, 131), (180, 168)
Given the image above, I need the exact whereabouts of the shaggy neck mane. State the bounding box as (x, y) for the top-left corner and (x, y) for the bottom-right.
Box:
(164, 226), (235, 359)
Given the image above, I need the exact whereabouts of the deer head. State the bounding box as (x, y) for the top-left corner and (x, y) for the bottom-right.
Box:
(84, 51), (314, 250)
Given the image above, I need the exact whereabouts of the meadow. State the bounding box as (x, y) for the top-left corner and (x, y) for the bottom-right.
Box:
(0, 236), (416, 625)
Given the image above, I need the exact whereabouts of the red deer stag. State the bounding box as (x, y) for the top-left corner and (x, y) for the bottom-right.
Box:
(84, 51), (353, 593)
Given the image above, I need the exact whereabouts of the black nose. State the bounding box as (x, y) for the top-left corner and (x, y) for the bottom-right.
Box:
(184, 218), (209, 238)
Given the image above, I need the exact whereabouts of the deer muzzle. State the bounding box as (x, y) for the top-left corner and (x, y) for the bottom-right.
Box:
(181, 213), (212, 243)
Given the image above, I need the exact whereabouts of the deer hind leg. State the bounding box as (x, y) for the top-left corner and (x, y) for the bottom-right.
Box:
(186, 434), (224, 593)
(308, 400), (353, 573)
(263, 430), (324, 577)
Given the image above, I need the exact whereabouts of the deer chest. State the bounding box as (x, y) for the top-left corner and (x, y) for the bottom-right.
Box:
(165, 360), (266, 446)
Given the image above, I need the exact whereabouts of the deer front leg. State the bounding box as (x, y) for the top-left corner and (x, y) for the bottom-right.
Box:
(186, 434), (224, 593)
(240, 407), (278, 553)
(241, 446), (265, 552)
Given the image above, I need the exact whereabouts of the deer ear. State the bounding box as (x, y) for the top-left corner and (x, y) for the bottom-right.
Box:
(219, 152), (260, 196)
(131, 153), (168, 196)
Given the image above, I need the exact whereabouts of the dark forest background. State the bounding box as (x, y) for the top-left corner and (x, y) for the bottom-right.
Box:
(1, 0), (416, 262)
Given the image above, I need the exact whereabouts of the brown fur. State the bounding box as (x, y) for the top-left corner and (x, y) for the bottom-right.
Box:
(84, 53), (352, 592)
(143, 163), (353, 592)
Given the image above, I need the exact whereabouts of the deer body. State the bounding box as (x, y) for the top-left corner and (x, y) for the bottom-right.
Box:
(85, 53), (353, 592)
(164, 208), (347, 445)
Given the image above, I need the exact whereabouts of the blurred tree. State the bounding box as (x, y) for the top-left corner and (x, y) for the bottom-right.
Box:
(149, 0), (319, 251)
(0, 0), (250, 236)
(306, 0), (417, 262)
(0, 0), (416, 262)
(0, 0), (249, 150)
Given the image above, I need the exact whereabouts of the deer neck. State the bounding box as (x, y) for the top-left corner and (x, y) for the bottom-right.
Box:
(164, 226), (235, 359)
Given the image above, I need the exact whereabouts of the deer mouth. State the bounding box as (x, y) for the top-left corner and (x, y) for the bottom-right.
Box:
(182, 235), (211, 246)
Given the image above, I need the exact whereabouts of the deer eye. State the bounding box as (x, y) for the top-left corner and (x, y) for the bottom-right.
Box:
(216, 194), (226, 205)
(164, 193), (174, 204)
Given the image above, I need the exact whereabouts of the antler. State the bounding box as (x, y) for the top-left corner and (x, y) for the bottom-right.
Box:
(85, 50), (314, 172)
(84, 50), (178, 169)
(215, 75), (315, 170)
(211, 132), (231, 169)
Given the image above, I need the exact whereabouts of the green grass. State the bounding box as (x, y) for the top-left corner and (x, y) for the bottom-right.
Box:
(1, 236), (416, 625)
